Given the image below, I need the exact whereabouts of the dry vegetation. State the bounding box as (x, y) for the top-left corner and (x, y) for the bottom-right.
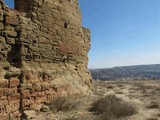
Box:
(90, 95), (137, 120)
(36, 80), (160, 120)
(49, 97), (78, 113)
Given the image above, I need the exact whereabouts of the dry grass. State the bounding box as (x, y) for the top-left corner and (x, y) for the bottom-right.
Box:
(154, 87), (160, 91)
(65, 118), (78, 120)
(39, 80), (160, 120)
(115, 91), (124, 94)
(49, 97), (77, 112)
(90, 95), (137, 120)
(156, 113), (160, 117)
(106, 85), (114, 89)
(146, 102), (159, 109)
(147, 118), (158, 120)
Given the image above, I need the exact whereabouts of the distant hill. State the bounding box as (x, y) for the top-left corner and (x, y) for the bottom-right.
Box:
(90, 64), (160, 80)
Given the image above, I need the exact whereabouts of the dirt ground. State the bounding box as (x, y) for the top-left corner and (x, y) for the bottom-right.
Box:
(35, 80), (160, 120)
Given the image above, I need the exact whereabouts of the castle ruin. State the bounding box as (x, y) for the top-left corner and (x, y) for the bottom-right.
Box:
(0, 0), (92, 119)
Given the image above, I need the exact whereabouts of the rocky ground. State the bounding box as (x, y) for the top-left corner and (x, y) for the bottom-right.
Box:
(25, 80), (160, 120)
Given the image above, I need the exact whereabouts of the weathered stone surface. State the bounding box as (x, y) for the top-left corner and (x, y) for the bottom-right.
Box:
(0, 22), (4, 30)
(0, 9), (3, 21)
(2, 30), (17, 37)
(23, 110), (36, 120)
(6, 37), (15, 45)
(5, 16), (19, 26)
(40, 105), (50, 112)
(0, 36), (5, 44)
(0, 0), (92, 119)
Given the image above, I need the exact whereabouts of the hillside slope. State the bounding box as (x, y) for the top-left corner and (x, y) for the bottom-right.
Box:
(90, 64), (160, 80)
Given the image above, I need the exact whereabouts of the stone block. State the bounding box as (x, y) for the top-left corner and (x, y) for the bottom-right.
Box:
(3, 88), (12, 96)
(37, 91), (45, 97)
(4, 24), (14, 30)
(59, 43), (67, 53)
(0, 88), (4, 96)
(0, 36), (5, 44)
(3, 30), (17, 37)
(45, 90), (53, 95)
(23, 110), (36, 120)
(8, 102), (20, 113)
(40, 105), (50, 112)
(6, 37), (15, 45)
(30, 91), (37, 97)
(42, 21), (52, 29)
(9, 78), (19, 87)
(0, 96), (8, 105)
(41, 84), (50, 91)
(3, 88), (17, 96)
(8, 93), (20, 102)
(9, 111), (21, 120)
(0, 80), (8, 88)
(0, 23), (4, 30)
(40, 27), (48, 33)
(0, 44), (11, 58)
(22, 90), (30, 99)
(0, 114), (9, 120)
(0, 9), (3, 21)
(5, 16), (19, 26)
(5, 69), (21, 79)
(22, 99), (34, 109)
(5, 104), (11, 114)
(59, 43), (82, 55)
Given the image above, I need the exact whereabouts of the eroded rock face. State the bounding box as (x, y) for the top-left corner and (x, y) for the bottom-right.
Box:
(0, 0), (92, 119)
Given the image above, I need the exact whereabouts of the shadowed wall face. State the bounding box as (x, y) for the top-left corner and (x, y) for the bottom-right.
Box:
(0, 0), (92, 119)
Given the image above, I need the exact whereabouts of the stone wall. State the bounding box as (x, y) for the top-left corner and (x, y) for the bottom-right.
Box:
(0, 0), (92, 119)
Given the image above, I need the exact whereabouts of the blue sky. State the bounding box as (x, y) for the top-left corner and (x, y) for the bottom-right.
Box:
(4, 0), (160, 68)
(4, 0), (14, 8)
(79, 0), (160, 68)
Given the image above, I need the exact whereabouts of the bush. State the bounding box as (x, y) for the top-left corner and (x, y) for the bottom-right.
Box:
(90, 95), (137, 120)
(49, 97), (77, 112)
(146, 102), (159, 109)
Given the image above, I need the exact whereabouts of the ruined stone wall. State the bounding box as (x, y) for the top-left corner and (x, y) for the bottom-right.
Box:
(0, 0), (92, 119)
(0, 1), (21, 119)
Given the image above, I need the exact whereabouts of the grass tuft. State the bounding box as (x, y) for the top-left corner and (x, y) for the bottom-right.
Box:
(49, 97), (77, 112)
(90, 95), (137, 120)
(146, 102), (159, 109)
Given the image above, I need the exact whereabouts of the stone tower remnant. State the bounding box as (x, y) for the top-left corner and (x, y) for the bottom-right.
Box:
(0, 0), (92, 119)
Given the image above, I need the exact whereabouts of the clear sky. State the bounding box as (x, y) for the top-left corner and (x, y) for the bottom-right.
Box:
(79, 0), (160, 68)
(4, 0), (160, 68)
(4, 0), (14, 8)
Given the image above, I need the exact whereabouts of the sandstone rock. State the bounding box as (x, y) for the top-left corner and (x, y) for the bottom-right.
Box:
(23, 110), (36, 120)
(5, 67), (21, 79)
(6, 37), (15, 45)
(0, 23), (4, 30)
(5, 16), (19, 26)
(0, 9), (3, 21)
(2, 30), (17, 37)
(4, 24), (14, 30)
(36, 113), (55, 120)
(40, 105), (50, 112)
(0, 36), (5, 43)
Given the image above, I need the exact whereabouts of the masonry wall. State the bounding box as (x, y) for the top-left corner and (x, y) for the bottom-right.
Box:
(0, 0), (92, 119)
